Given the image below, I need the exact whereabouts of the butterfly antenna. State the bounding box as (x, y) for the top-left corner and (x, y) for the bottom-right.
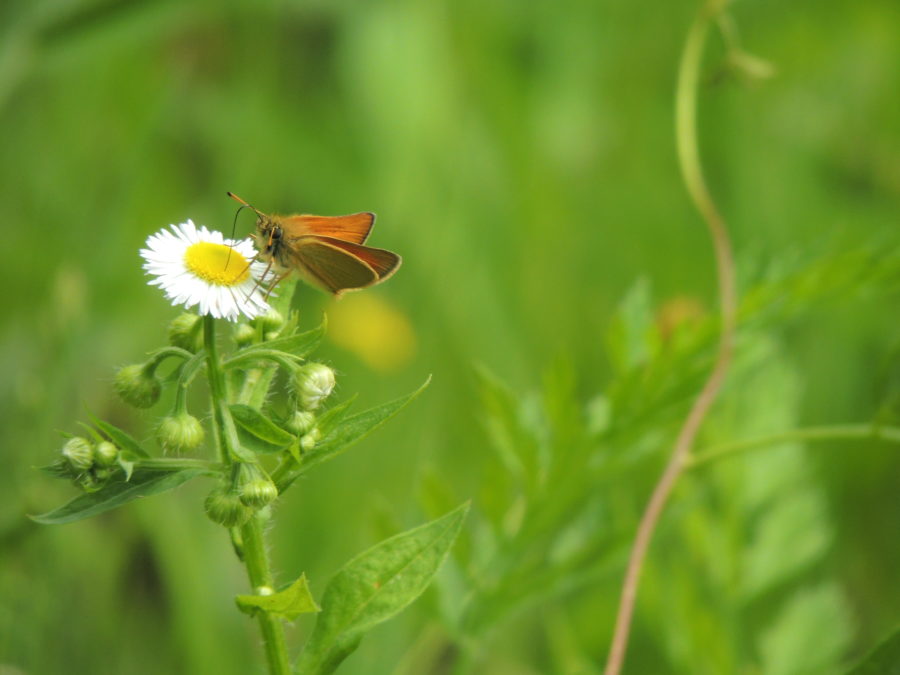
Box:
(225, 192), (264, 267)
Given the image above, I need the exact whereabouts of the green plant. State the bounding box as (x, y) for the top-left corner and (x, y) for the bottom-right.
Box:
(34, 225), (466, 675)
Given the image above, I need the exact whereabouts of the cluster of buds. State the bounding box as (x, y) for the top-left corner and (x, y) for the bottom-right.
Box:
(57, 436), (122, 491)
(234, 308), (285, 347)
(282, 362), (336, 454)
(205, 462), (278, 527)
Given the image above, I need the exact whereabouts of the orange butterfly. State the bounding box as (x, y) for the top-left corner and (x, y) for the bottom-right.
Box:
(228, 192), (401, 297)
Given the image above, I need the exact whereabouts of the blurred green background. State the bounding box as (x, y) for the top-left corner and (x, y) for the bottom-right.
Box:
(1, 0), (898, 673)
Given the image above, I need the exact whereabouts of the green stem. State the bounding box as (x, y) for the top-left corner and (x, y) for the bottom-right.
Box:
(688, 424), (900, 468)
(240, 514), (291, 675)
(204, 315), (290, 675)
(138, 458), (223, 472)
(203, 315), (244, 464)
(604, 3), (737, 674)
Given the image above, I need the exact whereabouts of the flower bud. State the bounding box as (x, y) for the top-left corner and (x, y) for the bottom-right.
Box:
(157, 413), (205, 451)
(167, 313), (202, 352)
(252, 308), (284, 334)
(204, 485), (253, 527)
(94, 441), (119, 467)
(233, 323), (256, 347)
(293, 363), (335, 410)
(300, 427), (321, 452)
(236, 463), (279, 508)
(284, 410), (316, 437)
(114, 364), (161, 409)
(62, 437), (94, 471)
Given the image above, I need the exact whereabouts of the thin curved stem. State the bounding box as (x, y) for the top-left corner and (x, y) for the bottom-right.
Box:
(688, 424), (900, 469)
(603, 4), (737, 674)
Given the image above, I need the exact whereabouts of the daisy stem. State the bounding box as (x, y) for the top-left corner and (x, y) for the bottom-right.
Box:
(203, 315), (290, 675)
(240, 513), (291, 675)
(203, 315), (241, 465)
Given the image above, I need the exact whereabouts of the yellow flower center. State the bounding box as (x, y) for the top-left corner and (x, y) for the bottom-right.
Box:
(184, 242), (251, 286)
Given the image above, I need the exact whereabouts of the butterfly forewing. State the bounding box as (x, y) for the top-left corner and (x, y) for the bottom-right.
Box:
(280, 213), (375, 244)
(291, 237), (380, 295)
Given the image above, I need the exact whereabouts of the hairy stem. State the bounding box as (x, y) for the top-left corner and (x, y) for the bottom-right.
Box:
(603, 4), (737, 674)
(204, 315), (290, 674)
(241, 513), (291, 675)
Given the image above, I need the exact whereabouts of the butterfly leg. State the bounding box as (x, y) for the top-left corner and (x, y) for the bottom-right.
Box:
(264, 271), (291, 301)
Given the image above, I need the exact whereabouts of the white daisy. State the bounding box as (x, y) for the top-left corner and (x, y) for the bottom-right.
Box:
(140, 220), (272, 321)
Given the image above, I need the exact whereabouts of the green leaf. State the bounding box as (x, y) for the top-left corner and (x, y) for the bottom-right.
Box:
(236, 574), (320, 621)
(242, 319), (326, 359)
(230, 404), (296, 448)
(29, 467), (210, 524)
(314, 395), (358, 437)
(39, 459), (72, 479)
(844, 626), (900, 675)
(605, 278), (660, 373)
(117, 451), (138, 481)
(298, 377), (431, 476)
(88, 415), (150, 458)
(296, 502), (469, 674)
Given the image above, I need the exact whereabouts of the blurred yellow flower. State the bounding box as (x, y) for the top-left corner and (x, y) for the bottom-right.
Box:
(328, 294), (416, 372)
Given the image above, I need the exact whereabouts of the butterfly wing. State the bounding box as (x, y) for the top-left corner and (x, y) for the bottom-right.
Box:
(288, 237), (378, 295)
(316, 237), (402, 281)
(280, 213), (375, 244)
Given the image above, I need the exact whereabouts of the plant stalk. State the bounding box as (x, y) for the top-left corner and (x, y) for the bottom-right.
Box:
(203, 315), (290, 674)
(688, 423), (900, 468)
(241, 513), (291, 675)
(603, 3), (737, 673)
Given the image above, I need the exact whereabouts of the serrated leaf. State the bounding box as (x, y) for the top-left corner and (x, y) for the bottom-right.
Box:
(298, 377), (430, 476)
(296, 502), (469, 674)
(605, 278), (660, 373)
(844, 626), (900, 675)
(88, 415), (150, 458)
(230, 404), (296, 447)
(29, 467), (209, 524)
(758, 583), (852, 675)
(236, 574), (320, 621)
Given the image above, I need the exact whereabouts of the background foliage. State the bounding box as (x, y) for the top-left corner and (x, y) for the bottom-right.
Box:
(1, 0), (898, 673)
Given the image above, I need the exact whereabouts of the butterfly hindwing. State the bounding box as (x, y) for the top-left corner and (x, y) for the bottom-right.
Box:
(316, 237), (402, 281)
(290, 237), (380, 295)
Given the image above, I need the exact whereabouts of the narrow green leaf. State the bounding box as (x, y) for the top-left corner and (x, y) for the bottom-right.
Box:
(230, 404), (296, 447)
(299, 377), (430, 476)
(296, 502), (469, 673)
(39, 459), (72, 479)
(844, 626), (900, 675)
(29, 467), (210, 524)
(117, 451), (138, 481)
(88, 415), (150, 458)
(234, 428), (287, 455)
(236, 574), (320, 621)
(242, 319), (326, 359)
(314, 395), (358, 437)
